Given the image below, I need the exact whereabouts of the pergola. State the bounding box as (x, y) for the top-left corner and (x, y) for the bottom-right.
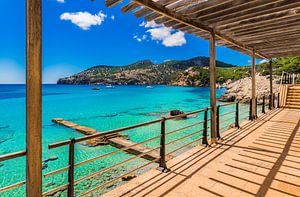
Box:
(22, 0), (300, 196)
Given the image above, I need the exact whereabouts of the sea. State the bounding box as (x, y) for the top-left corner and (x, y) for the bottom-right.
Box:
(0, 84), (250, 196)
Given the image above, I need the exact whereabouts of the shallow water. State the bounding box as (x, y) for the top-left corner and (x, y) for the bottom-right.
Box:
(0, 85), (249, 196)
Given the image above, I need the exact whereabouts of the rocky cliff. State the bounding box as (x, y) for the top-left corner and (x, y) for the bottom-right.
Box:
(219, 74), (280, 103)
(57, 56), (236, 85)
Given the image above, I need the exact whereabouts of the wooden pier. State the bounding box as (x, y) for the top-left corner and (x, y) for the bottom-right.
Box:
(52, 118), (174, 162)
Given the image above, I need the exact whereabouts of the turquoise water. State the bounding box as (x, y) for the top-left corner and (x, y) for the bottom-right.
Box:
(0, 85), (248, 196)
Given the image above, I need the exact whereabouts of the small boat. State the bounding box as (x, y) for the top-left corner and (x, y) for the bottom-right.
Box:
(106, 84), (114, 88)
(146, 85), (153, 89)
(92, 87), (100, 90)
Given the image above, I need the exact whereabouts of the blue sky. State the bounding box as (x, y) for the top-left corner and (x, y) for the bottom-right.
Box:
(0, 0), (263, 84)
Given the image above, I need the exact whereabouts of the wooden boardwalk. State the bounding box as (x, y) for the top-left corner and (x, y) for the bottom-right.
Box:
(52, 118), (174, 162)
(104, 108), (300, 197)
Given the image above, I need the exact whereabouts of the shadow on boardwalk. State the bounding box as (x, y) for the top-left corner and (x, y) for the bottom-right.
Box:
(103, 108), (300, 197)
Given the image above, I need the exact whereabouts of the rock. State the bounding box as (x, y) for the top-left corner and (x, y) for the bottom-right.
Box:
(45, 182), (55, 187)
(169, 110), (187, 119)
(42, 162), (48, 170)
(122, 174), (136, 181)
(43, 156), (58, 163)
(219, 74), (280, 103)
(170, 110), (184, 116)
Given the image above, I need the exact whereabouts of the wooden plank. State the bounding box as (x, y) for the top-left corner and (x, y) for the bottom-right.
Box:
(105, 0), (123, 8)
(131, 0), (267, 59)
(210, 31), (217, 143)
(26, 0), (42, 196)
(211, 0), (299, 27)
(251, 49), (257, 119)
(121, 2), (140, 13)
(52, 119), (174, 161)
(218, 9), (300, 31)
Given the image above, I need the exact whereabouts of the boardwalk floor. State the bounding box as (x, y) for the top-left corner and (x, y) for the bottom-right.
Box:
(104, 108), (300, 197)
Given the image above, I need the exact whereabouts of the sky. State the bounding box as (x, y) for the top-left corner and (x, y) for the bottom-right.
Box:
(0, 0), (265, 84)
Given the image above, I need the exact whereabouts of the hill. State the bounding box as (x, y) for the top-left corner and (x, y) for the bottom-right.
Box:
(57, 56), (235, 85)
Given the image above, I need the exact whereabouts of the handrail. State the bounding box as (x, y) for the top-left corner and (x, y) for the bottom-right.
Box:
(49, 108), (208, 149)
(0, 150), (26, 162)
(0, 150), (27, 194)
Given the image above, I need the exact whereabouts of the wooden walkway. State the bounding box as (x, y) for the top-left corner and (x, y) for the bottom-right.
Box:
(52, 118), (173, 162)
(104, 108), (300, 197)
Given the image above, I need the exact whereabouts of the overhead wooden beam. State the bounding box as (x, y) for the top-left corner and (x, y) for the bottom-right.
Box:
(130, 0), (267, 59)
(209, 31), (217, 143)
(210, 0), (299, 26)
(219, 9), (300, 31)
(26, 0), (42, 196)
(105, 0), (122, 8)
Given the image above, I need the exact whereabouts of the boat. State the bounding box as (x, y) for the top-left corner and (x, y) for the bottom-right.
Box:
(146, 85), (153, 89)
(106, 84), (114, 88)
(91, 87), (100, 90)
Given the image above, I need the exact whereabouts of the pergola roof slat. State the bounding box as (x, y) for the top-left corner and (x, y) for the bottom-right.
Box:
(105, 0), (300, 58)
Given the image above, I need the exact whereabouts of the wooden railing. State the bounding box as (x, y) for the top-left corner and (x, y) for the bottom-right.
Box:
(0, 151), (26, 193)
(0, 98), (281, 196)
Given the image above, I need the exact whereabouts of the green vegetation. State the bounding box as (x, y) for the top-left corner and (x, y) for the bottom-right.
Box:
(257, 56), (300, 75)
(58, 56), (300, 86)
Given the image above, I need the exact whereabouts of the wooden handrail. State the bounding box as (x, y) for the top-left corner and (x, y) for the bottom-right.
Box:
(0, 150), (26, 162)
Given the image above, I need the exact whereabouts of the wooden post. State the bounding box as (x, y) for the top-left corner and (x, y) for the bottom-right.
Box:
(235, 102), (240, 128)
(68, 139), (75, 197)
(158, 117), (169, 172)
(209, 30), (217, 143)
(269, 59), (273, 96)
(216, 105), (221, 139)
(202, 109), (208, 146)
(262, 96), (266, 113)
(26, 0), (42, 196)
(251, 49), (257, 119)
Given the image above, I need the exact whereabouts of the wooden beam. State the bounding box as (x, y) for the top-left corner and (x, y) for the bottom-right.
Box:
(26, 0), (42, 196)
(209, 31), (217, 143)
(219, 10), (300, 31)
(251, 49), (257, 119)
(210, 0), (299, 26)
(130, 0), (267, 59)
(105, 0), (122, 8)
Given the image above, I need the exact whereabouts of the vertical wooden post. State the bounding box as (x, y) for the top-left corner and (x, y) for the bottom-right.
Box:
(277, 93), (280, 108)
(209, 30), (217, 143)
(68, 139), (75, 197)
(262, 96), (266, 113)
(269, 59), (273, 96)
(202, 109), (208, 146)
(251, 49), (257, 119)
(235, 102), (240, 128)
(216, 105), (221, 139)
(158, 117), (169, 172)
(249, 98), (253, 120)
(26, 0), (42, 196)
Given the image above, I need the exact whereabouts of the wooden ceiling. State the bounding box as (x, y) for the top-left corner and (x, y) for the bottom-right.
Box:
(104, 0), (300, 59)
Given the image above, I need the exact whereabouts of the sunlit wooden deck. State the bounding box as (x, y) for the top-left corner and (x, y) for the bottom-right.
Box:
(104, 108), (300, 197)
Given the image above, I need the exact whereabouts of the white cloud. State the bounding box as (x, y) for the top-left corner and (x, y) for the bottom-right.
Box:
(259, 59), (268, 64)
(0, 60), (25, 84)
(56, 0), (65, 3)
(60, 11), (106, 30)
(140, 21), (186, 47)
(133, 34), (147, 42)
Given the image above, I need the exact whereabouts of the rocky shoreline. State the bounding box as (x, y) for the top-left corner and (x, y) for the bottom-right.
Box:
(219, 74), (280, 103)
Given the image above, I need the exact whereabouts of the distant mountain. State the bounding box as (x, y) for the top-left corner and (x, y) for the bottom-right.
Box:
(57, 56), (236, 85)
